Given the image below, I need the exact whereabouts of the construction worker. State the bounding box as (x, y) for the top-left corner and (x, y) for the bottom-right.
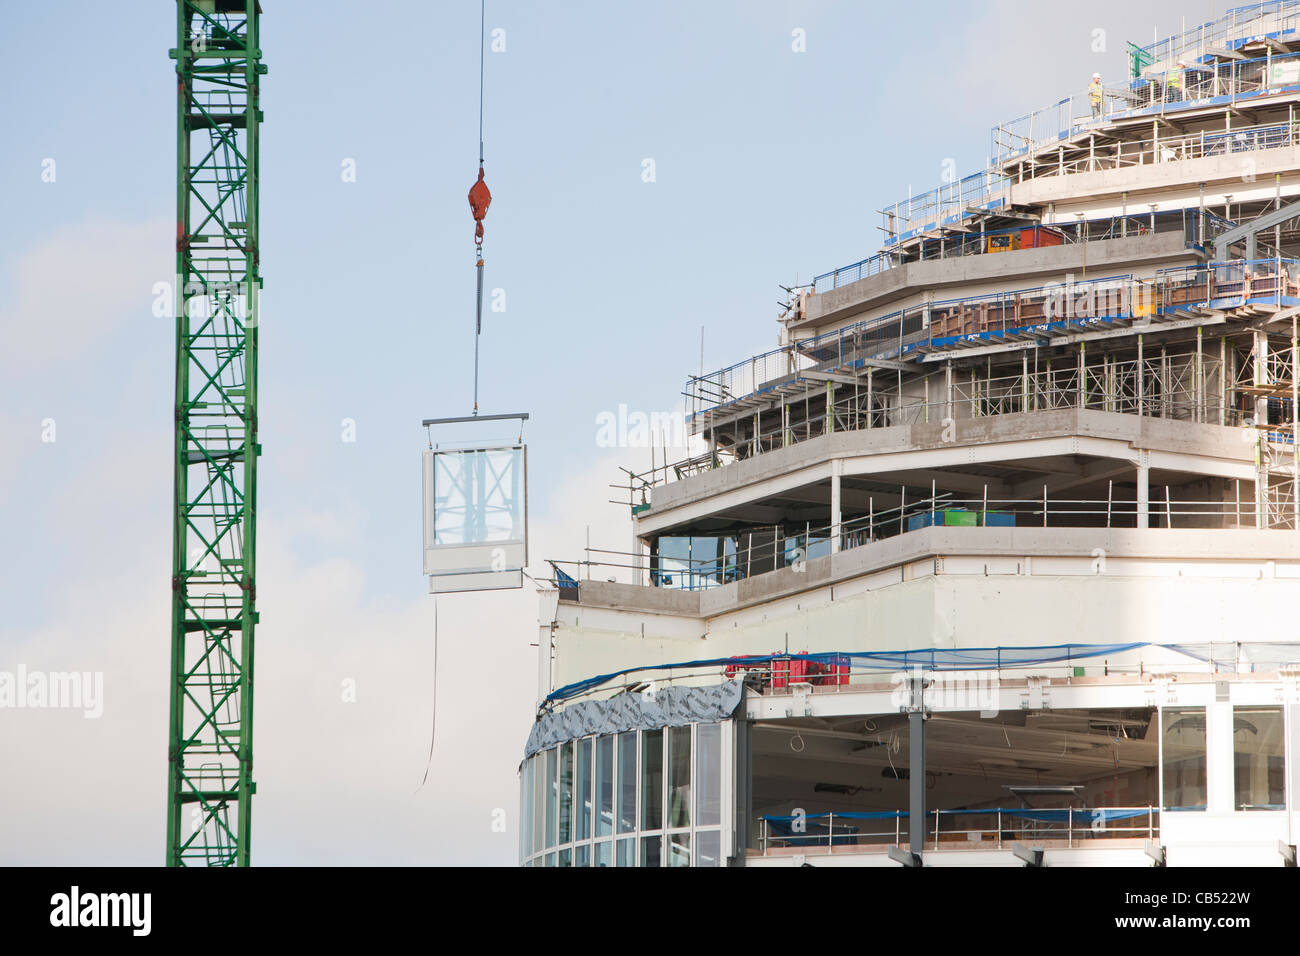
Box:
(1089, 72), (1103, 120)
(1167, 60), (1185, 103)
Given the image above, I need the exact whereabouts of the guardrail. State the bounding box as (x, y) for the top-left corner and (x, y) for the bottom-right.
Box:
(694, 258), (1300, 423)
(876, 35), (1300, 242)
(1138, 1), (1300, 75)
(993, 50), (1300, 166)
(818, 209), (1227, 295)
(758, 807), (1160, 854)
(555, 485), (1281, 593)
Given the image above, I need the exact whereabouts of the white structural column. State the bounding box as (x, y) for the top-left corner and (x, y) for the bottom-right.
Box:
(1136, 451), (1150, 530)
(1207, 700), (1235, 814)
(1255, 328), (1269, 530)
(830, 459), (843, 553)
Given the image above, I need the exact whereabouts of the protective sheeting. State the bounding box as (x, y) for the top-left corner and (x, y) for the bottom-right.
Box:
(544, 643), (1148, 704)
(542, 641), (1300, 705)
(524, 680), (743, 757)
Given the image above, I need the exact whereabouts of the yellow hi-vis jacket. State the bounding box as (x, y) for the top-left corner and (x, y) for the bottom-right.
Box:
(1089, 80), (1102, 104)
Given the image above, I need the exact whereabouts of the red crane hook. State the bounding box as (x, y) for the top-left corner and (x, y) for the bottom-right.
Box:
(468, 166), (491, 249)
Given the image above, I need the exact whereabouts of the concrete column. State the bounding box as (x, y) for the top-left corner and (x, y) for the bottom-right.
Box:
(830, 461), (842, 554)
(866, 369), (874, 430)
(945, 360), (954, 424)
(1077, 342), (1086, 409)
(909, 683), (926, 858)
(1137, 456), (1150, 529)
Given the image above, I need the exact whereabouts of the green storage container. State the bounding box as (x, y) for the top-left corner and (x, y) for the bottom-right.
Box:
(942, 508), (977, 527)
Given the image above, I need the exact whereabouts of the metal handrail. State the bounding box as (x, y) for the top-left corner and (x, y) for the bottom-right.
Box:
(758, 806), (1160, 854)
(558, 485), (1281, 593)
(691, 258), (1300, 422)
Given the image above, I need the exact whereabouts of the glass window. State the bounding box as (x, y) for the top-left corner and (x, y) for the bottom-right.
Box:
(559, 741), (573, 844)
(616, 837), (635, 867)
(1162, 707), (1207, 811)
(574, 843), (590, 867)
(429, 446), (525, 545)
(696, 830), (722, 867)
(520, 760), (531, 861)
(655, 535), (739, 589)
(576, 738), (593, 840)
(667, 725), (691, 829)
(595, 840), (613, 868)
(596, 735), (614, 837)
(532, 751), (545, 855)
(544, 748), (557, 847)
(618, 732), (637, 833)
(667, 832), (691, 867)
(640, 834), (662, 867)
(696, 722), (721, 827)
(641, 729), (663, 831)
(1234, 706), (1286, 810)
(557, 847), (571, 867)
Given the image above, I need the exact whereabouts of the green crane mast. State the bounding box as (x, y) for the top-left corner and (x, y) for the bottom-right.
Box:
(166, 0), (265, 867)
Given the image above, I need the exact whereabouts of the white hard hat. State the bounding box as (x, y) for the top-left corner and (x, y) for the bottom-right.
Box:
(1093, 72), (1101, 79)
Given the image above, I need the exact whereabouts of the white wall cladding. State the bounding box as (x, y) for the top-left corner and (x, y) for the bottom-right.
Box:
(552, 559), (1300, 690)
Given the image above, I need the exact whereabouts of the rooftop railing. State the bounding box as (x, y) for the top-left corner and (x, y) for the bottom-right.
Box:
(757, 807), (1160, 855)
(1138, 1), (1300, 73)
(694, 257), (1300, 424)
(871, 32), (1300, 243)
(878, 169), (1010, 247)
(815, 213), (1201, 294)
(555, 485), (1287, 593)
(992, 52), (1300, 168)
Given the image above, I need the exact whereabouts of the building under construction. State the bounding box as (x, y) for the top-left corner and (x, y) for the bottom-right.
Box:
(522, 3), (1300, 867)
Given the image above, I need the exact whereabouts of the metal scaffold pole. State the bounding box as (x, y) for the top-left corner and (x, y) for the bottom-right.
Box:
(166, 0), (264, 867)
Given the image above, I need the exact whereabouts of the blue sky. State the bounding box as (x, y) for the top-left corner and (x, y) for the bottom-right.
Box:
(0, 0), (1203, 864)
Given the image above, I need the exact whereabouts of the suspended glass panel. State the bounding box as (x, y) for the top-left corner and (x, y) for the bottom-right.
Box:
(423, 444), (526, 592)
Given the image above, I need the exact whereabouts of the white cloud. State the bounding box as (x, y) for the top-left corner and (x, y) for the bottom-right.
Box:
(0, 218), (170, 371)
(0, 427), (646, 864)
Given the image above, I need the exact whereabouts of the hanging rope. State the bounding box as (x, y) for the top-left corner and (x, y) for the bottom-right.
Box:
(467, 0), (492, 416)
(416, 595), (440, 792)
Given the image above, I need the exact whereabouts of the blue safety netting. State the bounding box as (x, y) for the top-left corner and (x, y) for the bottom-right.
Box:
(543, 642), (1152, 704)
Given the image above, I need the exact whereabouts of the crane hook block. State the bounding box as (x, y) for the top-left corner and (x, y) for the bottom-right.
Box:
(468, 166), (491, 245)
